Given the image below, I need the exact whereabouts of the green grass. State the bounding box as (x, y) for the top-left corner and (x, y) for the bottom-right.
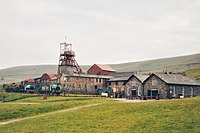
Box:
(0, 96), (104, 121)
(0, 97), (200, 132)
(0, 92), (36, 102)
(185, 68), (200, 78)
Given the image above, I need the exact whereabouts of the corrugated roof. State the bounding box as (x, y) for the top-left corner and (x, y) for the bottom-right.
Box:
(96, 64), (116, 72)
(154, 74), (200, 86)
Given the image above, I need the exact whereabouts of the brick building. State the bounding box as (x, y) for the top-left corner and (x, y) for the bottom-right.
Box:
(59, 73), (110, 94)
(87, 64), (116, 76)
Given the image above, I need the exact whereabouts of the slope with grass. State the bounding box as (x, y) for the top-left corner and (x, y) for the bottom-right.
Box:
(0, 96), (103, 122)
(185, 68), (200, 78)
(0, 97), (200, 132)
(0, 53), (200, 84)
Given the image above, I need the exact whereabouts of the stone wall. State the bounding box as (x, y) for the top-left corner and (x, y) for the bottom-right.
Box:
(125, 76), (142, 99)
(169, 85), (200, 98)
(143, 75), (169, 99)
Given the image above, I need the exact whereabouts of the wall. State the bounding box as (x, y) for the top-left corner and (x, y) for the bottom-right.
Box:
(143, 75), (169, 99)
(60, 76), (107, 94)
(125, 76), (143, 99)
(87, 64), (115, 75)
(169, 85), (200, 98)
(143, 75), (200, 99)
(107, 81), (125, 98)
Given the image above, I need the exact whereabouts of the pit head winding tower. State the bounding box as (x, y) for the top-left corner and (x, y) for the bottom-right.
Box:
(58, 42), (82, 75)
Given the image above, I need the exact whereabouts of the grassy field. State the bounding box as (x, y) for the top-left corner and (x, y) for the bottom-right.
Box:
(0, 96), (200, 132)
(185, 68), (200, 78)
(0, 96), (103, 121)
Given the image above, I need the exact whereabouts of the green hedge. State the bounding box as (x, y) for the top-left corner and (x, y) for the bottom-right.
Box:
(0, 92), (36, 102)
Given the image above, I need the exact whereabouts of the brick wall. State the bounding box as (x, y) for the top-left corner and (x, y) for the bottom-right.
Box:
(60, 76), (107, 94)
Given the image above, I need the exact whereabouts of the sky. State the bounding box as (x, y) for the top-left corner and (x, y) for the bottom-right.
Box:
(0, 0), (200, 69)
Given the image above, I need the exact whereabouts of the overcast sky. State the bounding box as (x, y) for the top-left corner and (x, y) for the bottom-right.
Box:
(0, 0), (200, 69)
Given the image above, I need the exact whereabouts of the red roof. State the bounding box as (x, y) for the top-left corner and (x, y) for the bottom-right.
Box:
(48, 74), (58, 80)
(95, 64), (116, 72)
(26, 79), (35, 83)
(41, 73), (58, 80)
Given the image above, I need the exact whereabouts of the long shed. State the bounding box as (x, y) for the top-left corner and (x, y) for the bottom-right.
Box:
(143, 73), (200, 99)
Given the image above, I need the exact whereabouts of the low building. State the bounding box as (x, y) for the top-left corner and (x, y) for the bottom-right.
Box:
(107, 72), (133, 98)
(87, 64), (116, 76)
(60, 73), (111, 94)
(143, 73), (200, 99)
(124, 74), (149, 99)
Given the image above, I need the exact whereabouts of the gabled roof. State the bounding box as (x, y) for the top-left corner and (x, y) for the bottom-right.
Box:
(41, 73), (58, 80)
(48, 74), (58, 80)
(95, 64), (116, 72)
(108, 72), (133, 82)
(146, 73), (200, 86)
(135, 74), (150, 83)
(124, 74), (150, 84)
(26, 79), (35, 83)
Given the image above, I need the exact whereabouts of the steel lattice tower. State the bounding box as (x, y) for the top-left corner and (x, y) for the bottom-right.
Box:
(57, 42), (82, 75)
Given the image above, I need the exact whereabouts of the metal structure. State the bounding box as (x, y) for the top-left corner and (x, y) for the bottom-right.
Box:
(58, 42), (82, 75)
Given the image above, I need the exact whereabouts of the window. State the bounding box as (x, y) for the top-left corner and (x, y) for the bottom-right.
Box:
(96, 78), (98, 82)
(99, 78), (101, 83)
(115, 81), (118, 85)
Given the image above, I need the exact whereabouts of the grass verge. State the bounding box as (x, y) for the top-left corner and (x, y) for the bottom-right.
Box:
(0, 97), (200, 132)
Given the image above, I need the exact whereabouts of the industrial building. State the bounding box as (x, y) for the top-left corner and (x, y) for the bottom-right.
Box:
(20, 41), (200, 99)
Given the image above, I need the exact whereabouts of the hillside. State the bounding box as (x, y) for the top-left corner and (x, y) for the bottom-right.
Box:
(0, 53), (200, 84)
(110, 53), (200, 73)
(184, 68), (200, 79)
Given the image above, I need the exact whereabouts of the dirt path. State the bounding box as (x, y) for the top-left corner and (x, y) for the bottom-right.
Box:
(0, 103), (101, 126)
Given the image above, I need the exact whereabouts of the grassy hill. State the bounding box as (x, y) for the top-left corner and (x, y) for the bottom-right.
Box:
(184, 68), (200, 79)
(0, 53), (200, 84)
(110, 53), (200, 73)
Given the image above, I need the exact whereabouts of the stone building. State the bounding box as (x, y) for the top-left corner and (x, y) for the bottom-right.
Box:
(124, 74), (149, 99)
(143, 73), (200, 99)
(107, 72), (133, 98)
